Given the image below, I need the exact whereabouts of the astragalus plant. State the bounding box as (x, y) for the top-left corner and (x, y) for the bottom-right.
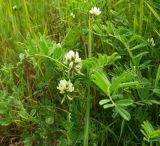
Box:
(0, 0), (160, 146)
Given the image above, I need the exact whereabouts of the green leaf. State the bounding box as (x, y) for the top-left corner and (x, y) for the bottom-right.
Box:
(140, 129), (149, 141)
(116, 99), (133, 106)
(0, 103), (10, 114)
(130, 43), (147, 51)
(150, 130), (160, 139)
(145, 1), (160, 22)
(119, 81), (140, 88)
(93, 24), (103, 34)
(141, 121), (154, 134)
(99, 99), (111, 105)
(110, 72), (136, 94)
(0, 118), (13, 126)
(115, 106), (131, 121)
(150, 100), (160, 105)
(62, 26), (80, 47)
(92, 71), (111, 96)
(103, 104), (114, 109)
(51, 46), (64, 59)
(134, 51), (148, 59)
(153, 89), (160, 97)
(97, 53), (121, 67)
(140, 120), (160, 142)
(155, 65), (160, 88)
(18, 111), (29, 120)
(39, 38), (49, 55)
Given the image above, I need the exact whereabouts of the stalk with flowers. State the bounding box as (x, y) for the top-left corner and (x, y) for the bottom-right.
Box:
(84, 7), (101, 146)
(57, 50), (82, 104)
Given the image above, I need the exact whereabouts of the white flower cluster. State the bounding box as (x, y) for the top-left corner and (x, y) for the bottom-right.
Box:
(148, 38), (155, 46)
(89, 7), (101, 16)
(64, 50), (82, 73)
(57, 79), (74, 94)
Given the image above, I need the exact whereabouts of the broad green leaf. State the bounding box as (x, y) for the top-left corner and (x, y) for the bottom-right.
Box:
(115, 106), (131, 121)
(99, 99), (111, 105)
(116, 99), (133, 106)
(92, 71), (111, 96)
(103, 104), (114, 109)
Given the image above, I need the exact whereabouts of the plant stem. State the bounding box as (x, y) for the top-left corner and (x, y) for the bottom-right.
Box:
(88, 15), (92, 58)
(83, 15), (93, 145)
(83, 86), (91, 146)
(33, 54), (68, 69)
(139, 0), (144, 33)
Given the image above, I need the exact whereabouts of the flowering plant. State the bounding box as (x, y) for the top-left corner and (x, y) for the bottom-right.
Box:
(57, 79), (74, 94)
(89, 7), (101, 16)
(64, 50), (82, 73)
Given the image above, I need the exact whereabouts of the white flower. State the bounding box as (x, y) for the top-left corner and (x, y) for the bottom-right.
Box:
(74, 52), (81, 63)
(148, 38), (155, 46)
(64, 50), (81, 62)
(57, 80), (68, 94)
(89, 7), (101, 16)
(66, 80), (74, 92)
(70, 12), (75, 18)
(65, 50), (75, 62)
(64, 50), (82, 72)
(57, 79), (74, 94)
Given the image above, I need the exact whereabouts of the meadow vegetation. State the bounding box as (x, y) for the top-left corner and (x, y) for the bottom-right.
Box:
(0, 0), (160, 146)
